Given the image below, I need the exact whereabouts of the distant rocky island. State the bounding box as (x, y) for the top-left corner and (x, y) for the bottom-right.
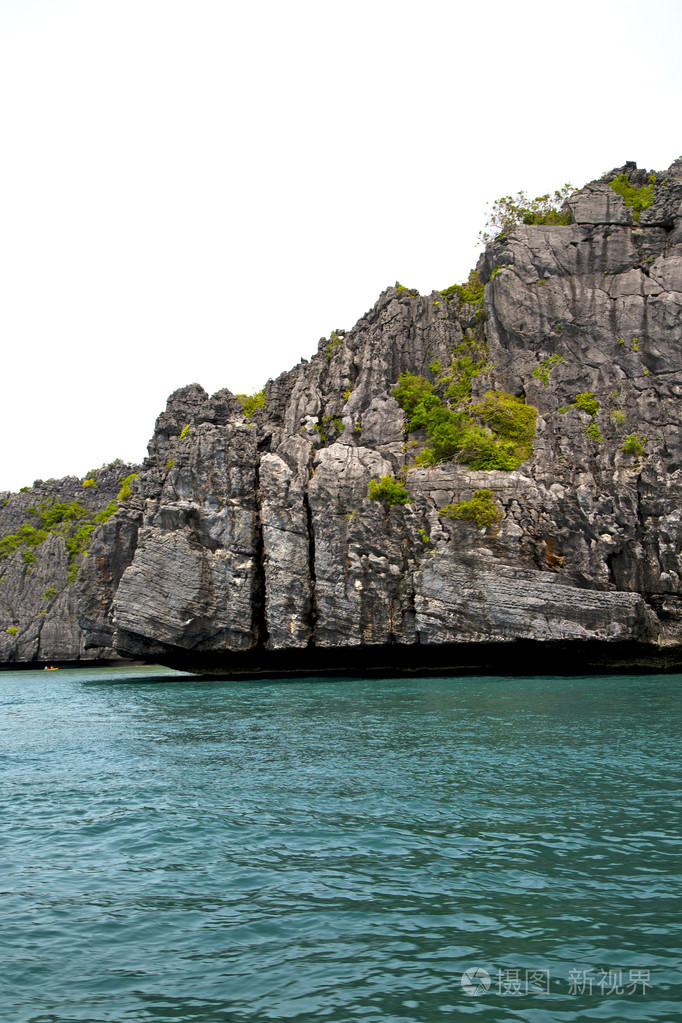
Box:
(2, 159), (681, 675)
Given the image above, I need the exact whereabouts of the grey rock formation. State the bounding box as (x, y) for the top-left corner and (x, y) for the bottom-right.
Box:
(73, 157), (682, 675)
(6, 159), (682, 675)
(0, 464), (139, 665)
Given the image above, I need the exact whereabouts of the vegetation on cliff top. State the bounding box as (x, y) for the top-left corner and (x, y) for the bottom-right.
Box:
(478, 185), (573, 244)
(237, 388), (266, 417)
(439, 270), (485, 313)
(609, 172), (655, 222)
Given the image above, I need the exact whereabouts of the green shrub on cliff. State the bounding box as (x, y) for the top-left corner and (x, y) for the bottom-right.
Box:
(438, 332), (492, 401)
(392, 373), (436, 417)
(65, 522), (98, 560)
(455, 422), (520, 471)
(574, 392), (600, 416)
(392, 366), (537, 471)
(0, 523), (49, 559)
(237, 389), (266, 417)
(368, 475), (410, 506)
(479, 186), (573, 244)
(0, 494), (119, 584)
(532, 354), (565, 387)
(609, 173), (655, 222)
(117, 474), (139, 502)
(94, 501), (117, 524)
(326, 331), (343, 360)
(439, 270), (485, 309)
(474, 391), (537, 463)
(622, 434), (646, 457)
(395, 282), (419, 297)
(439, 489), (500, 528)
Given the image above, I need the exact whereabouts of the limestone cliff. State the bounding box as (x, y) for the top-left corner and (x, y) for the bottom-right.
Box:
(0, 464), (139, 665)
(6, 159), (682, 674)
(77, 159), (682, 675)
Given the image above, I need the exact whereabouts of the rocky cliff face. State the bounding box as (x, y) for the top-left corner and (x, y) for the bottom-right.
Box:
(9, 159), (682, 675)
(76, 158), (682, 675)
(0, 464), (139, 665)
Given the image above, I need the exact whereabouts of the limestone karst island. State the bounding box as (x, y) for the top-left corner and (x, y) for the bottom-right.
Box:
(2, 159), (682, 676)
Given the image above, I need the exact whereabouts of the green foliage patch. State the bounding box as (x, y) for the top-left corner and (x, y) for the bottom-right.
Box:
(439, 489), (500, 528)
(532, 354), (565, 387)
(237, 389), (266, 417)
(395, 282), (419, 297)
(474, 391), (537, 462)
(368, 475), (410, 506)
(0, 492), (120, 585)
(574, 392), (600, 416)
(393, 361), (537, 471)
(95, 501), (118, 524)
(392, 373), (437, 418)
(117, 474), (139, 502)
(622, 434), (646, 457)
(326, 331), (343, 360)
(479, 186), (573, 244)
(439, 332), (493, 402)
(314, 422), (327, 445)
(439, 270), (485, 310)
(609, 173), (655, 222)
(585, 421), (604, 442)
(179, 423), (191, 439)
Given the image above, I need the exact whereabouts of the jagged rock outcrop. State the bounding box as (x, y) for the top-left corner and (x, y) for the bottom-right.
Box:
(74, 158), (682, 675)
(7, 159), (681, 675)
(0, 464), (139, 664)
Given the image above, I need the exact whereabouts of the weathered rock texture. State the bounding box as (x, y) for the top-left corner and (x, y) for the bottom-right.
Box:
(0, 465), (139, 665)
(73, 159), (682, 675)
(6, 160), (682, 675)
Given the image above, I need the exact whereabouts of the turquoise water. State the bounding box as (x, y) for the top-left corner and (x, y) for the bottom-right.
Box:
(1, 667), (680, 1022)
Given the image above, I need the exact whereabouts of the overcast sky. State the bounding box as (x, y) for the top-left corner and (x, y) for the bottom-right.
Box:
(0, 0), (680, 492)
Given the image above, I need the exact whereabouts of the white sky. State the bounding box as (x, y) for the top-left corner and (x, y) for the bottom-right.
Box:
(1, 0), (680, 492)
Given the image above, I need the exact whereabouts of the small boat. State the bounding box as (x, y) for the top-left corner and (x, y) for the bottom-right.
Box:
(43, 666), (59, 671)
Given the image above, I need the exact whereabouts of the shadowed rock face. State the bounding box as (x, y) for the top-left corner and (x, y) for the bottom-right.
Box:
(21, 159), (682, 675)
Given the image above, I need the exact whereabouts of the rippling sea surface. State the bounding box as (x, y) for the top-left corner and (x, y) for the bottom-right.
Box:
(1, 667), (680, 1022)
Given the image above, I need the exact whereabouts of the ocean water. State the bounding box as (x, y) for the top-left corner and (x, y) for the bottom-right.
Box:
(1, 666), (680, 1023)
